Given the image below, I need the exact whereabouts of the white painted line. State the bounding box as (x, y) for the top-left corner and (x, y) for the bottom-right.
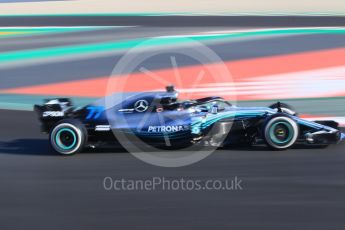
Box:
(193, 65), (345, 100)
(199, 27), (345, 35)
(303, 117), (345, 127)
(0, 26), (135, 30)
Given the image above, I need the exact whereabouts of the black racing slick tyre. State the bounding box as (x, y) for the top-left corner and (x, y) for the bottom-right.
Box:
(49, 119), (87, 155)
(264, 116), (299, 150)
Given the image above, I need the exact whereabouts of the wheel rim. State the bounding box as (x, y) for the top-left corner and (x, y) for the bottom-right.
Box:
(269, 121), (294, 145)
(55, 128), (77, 150)
(50, 123), (83, 155)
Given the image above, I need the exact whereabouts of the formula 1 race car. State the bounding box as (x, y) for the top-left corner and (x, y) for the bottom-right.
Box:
(34, 86), (345, 155)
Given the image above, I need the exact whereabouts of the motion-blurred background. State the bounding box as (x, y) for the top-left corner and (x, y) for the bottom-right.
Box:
(1, 3), (345, 122)
(0, 0), (345, 15)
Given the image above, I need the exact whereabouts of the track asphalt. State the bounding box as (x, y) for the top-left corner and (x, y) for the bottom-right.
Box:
(1, 109), (345, 229)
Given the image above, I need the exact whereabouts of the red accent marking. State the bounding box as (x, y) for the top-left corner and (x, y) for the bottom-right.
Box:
(2, 47), (345, 100)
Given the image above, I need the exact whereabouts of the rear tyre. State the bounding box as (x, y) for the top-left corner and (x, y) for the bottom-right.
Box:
(49, 119), (87, 155)
(264, 116), (299, 150)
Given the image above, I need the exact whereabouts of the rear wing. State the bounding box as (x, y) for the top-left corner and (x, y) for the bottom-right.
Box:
(34, 98), (74, 132)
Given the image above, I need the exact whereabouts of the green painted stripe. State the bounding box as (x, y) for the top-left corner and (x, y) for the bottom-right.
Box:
(1, 27), (345, 64)
(0, 94), (95, 111)
(0, 102), (35, 111)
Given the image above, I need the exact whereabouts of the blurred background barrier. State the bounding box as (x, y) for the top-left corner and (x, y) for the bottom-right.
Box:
(0, 0), (345, 15)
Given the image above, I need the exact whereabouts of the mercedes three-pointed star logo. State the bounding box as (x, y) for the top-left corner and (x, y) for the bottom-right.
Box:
(134, 100), (149, 112)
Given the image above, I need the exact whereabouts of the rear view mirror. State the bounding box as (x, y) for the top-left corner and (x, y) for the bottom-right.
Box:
(211, 105), (218, 114)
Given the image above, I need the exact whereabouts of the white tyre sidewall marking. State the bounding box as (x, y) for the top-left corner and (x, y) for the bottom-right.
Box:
(50, 123), (83, 155)
(264, 116), (299, 149)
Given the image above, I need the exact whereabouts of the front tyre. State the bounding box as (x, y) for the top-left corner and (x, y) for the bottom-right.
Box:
(49, 119), (87, 155)
(264, 116), (299, 150)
